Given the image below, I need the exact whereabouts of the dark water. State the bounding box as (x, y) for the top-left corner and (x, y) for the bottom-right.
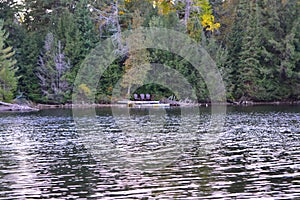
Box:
(0, 106), (299, 199)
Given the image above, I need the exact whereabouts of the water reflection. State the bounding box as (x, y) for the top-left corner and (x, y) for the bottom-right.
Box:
(0, 106), (299, 199)
(0, 114), (99, 199)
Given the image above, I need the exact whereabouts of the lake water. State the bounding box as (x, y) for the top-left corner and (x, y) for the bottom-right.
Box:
(0, 106), (299, 199)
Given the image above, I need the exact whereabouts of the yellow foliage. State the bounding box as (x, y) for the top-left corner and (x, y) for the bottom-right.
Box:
(107, 86), (113, 92)
(125, 0), (220, 31)
(200, 12), (220, 32)
(152, 0), (176, 15)
(152, 0), (220, 32)
(198, 0), (220, 32)
(78, 84), (92, 97)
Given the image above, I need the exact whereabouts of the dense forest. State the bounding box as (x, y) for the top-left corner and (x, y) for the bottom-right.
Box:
(0, 0), (299, 104)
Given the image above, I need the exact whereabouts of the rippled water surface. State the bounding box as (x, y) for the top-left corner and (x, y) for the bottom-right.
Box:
(0, 106), (299, 199)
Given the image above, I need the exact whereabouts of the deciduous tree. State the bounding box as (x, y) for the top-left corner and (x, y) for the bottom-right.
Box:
(120, 10), (151, 97)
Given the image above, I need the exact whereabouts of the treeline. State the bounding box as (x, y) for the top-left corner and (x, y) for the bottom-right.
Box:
(0, 0), (299, 104)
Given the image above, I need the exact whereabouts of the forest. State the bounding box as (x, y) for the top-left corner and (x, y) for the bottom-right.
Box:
(0, 0), (299, 104)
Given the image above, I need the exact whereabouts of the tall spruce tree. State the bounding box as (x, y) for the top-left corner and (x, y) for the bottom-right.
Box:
(75, 0), (99, 54)
(259, 0), (300, 100)
(56, 10), (82, 68)
(0, 20), (18, 102)
(225, 0), (248, 100)
(236, 1), (264, 100)
(16, 30), (44, 102)
(279, 0), (300, 99)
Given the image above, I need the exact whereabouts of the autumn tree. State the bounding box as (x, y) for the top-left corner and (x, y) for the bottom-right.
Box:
(178, 0), (221, 40)
(121, 10), (151, 97)
(144, 0), (220, 41)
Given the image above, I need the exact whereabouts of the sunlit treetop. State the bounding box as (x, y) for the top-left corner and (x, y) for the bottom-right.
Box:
(123, 0), (220, 32)
(201, 14), (220, 32)
(152, 0), (176, 15)
(189, 0), (220, 32)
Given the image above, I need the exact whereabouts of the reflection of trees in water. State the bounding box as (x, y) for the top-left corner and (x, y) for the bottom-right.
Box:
(0, 115), (100, 199)
(1, 107), (300, 199)
(0, 117), (49, 198)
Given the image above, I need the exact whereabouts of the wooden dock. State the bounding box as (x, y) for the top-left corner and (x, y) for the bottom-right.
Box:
(117, 100), (170, 108)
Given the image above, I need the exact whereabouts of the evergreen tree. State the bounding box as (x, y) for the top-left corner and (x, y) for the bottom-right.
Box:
(75, 0), (99, 54)
(0, 0), (23, 40)
(70, 0), (99, 82)
(236, 1), (264, 100)
(279, 0), (300, 99)
(23, 0), (76, 32)
(0, 20), (18, 102)
(225, 0), (248, 100)
(16, 31), (43, 102)
(56, 10), (82, 68)
(201, 36), (230, 99)
(259, 0), (300, 100)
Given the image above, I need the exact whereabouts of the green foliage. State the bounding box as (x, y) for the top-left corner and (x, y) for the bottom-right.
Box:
(0, 19), (18, 102)
(16, 31), (42, 102)
(0, 0), (299, 104)
(224, 0), (300, 101)
(97, 63), (124, 103)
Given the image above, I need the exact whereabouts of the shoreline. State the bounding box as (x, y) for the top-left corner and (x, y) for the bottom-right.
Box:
(0, 101), (299, 112)
(36, 101), (300, 109)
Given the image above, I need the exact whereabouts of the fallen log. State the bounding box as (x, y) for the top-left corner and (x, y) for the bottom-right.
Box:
(0, 101), (14, 107)
(0, 101), (39, 112)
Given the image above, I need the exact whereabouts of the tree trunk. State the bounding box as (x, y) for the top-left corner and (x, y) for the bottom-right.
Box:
(184, 0), (191, 30)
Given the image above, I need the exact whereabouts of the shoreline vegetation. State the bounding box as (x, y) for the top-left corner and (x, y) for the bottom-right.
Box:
(1, 1), (299, 107)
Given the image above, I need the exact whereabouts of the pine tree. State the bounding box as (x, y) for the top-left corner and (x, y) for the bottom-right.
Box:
(16, 31), (43, 102)
(74, 0), (99, 54)
(236, 1), (264, 100)
(23, 0), (77, 32)
(56, 10), (82, 68)
(225, 0), (248, 100)
(70, 0), (99, 83)
(259, 0), (300, 100)
(0, 20), (18, 102)
(0, 0), (23, 41)
(279, 0), (300, 99)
